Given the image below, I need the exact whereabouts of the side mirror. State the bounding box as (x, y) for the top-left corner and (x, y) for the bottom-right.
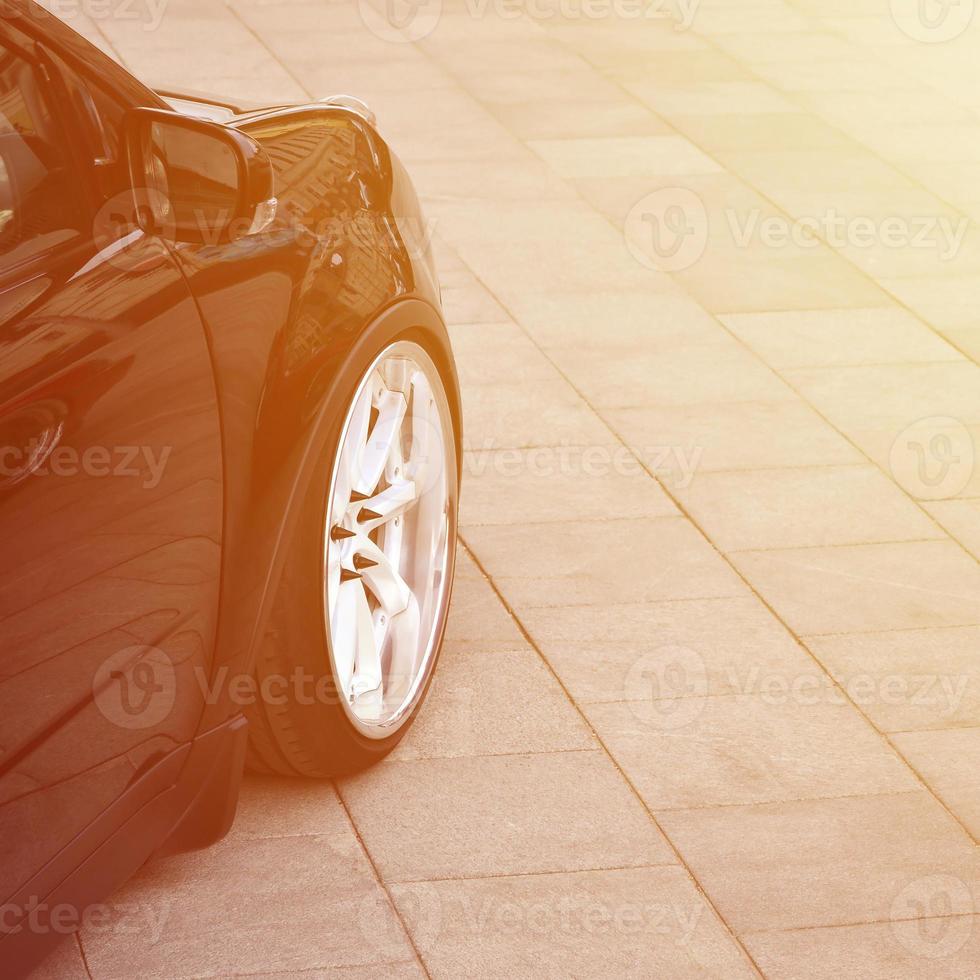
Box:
(125, 107), (276, 245)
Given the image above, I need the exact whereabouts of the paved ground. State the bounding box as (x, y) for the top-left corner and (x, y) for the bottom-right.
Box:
(38, 0), (980, 976)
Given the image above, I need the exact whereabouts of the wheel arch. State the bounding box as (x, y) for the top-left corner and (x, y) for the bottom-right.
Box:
(196, 296), (459, 735)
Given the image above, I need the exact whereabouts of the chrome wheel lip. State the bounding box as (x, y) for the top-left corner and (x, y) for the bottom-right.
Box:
(322, 339), (457, 740)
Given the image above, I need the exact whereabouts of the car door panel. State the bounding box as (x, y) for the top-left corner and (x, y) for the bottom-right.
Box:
(0, 30), (223, 904)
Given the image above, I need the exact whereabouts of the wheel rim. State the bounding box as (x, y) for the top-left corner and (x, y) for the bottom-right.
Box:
(323, 340), (456, 738)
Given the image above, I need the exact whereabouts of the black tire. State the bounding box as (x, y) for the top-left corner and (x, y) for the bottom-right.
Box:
(245, 322), (460, 777)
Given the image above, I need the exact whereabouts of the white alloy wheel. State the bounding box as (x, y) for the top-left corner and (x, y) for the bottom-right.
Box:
(323, 340), (456, 738)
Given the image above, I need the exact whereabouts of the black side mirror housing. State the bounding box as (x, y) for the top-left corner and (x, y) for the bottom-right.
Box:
(124, 107), (276, 245)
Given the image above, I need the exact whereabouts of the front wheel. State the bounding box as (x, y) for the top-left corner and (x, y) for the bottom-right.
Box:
(246, 334), (459, 776)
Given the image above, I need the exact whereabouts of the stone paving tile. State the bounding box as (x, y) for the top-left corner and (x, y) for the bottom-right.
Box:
(840, 421), (980, 502)
(925, 499), (980, 561)
(460, 446), (678, 527)
(464, 517), (746, 609)
(527, 135), (721, 178)
(720, 308), (964, 369)
(658, 792), (980, 934)
(504, 290), (721, 351)
(459, 376), (614, 452)
(338, 752), (676, 882)
(547, 341), (798, 410)
(388, 644), (596, 762)
(519, 595), (815, 706)
(804, 625), (980, 734)
(743, 918), (980, 980)
(230, 965), (425, 980)
(389, 867), (759, 979)
(786, 362), (980, 434)
(731, 540), (980, 635)
(486, 95), (669, 140)
(439, 282), (510, 326)
(666, 112), (855, 153)
(585, 695), (916, 810)
(226, 775), (348, 843)
(81, 834), (412, 978)
(606, 399), (864, 474)
(673, 247), (893, 315)
(443, 549), (527, 654)
(448, 320), (564, 387)
(673, 465), (943, 552)
(891, 728), (980, 842)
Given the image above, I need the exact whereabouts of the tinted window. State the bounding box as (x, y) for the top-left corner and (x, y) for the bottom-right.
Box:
(0, 43), (82, 266)
(51, 50), (128, 201)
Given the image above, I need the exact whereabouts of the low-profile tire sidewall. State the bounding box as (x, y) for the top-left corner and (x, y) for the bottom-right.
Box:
(251, 315), (460, 777)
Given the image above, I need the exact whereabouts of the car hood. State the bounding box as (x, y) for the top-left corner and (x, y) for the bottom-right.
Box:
(155, 87), (375, 126)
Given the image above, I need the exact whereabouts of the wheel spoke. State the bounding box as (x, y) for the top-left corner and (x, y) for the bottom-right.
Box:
(335, 378), (375, 512)
(356, 479), (418, 530)
(387, 591), (421, 691)
(356, 387), (407, 494)
(351, 534), (411, 617)
(350, 580), (383, 701)
(331, 577), (362, 697)
(324, 343), (455, 735)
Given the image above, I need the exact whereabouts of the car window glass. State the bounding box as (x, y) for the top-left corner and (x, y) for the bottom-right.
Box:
(50, 51), (128, 201)
(0, 42), (83, 266)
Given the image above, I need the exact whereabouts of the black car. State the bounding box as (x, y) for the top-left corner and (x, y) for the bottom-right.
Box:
(0, 2), (461, 974)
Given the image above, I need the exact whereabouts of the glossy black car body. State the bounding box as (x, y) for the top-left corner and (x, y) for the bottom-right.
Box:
(0, 3), (456, 974)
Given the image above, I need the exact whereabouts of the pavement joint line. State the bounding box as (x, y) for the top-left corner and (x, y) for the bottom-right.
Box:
(224, 964), (420, 980)
(409, 11), (980, 578)
(379, 746), (603, 764)
(331, 781), (434, 980)
(724, 537), (951, 553)
(649, 787), (932, 816)
(882, 731), (980, 846)
(224, 0), (315, 102)
(801, 621), (980, 639)
(479, 595), (750, 612)
(457, 536), (768, 978)
(886, 724), (980, 736)
(741, 908), (980, 939)
(384, 862), (682, 886)
(443, 232), (980, 854)
(75, 6), (980, 972)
